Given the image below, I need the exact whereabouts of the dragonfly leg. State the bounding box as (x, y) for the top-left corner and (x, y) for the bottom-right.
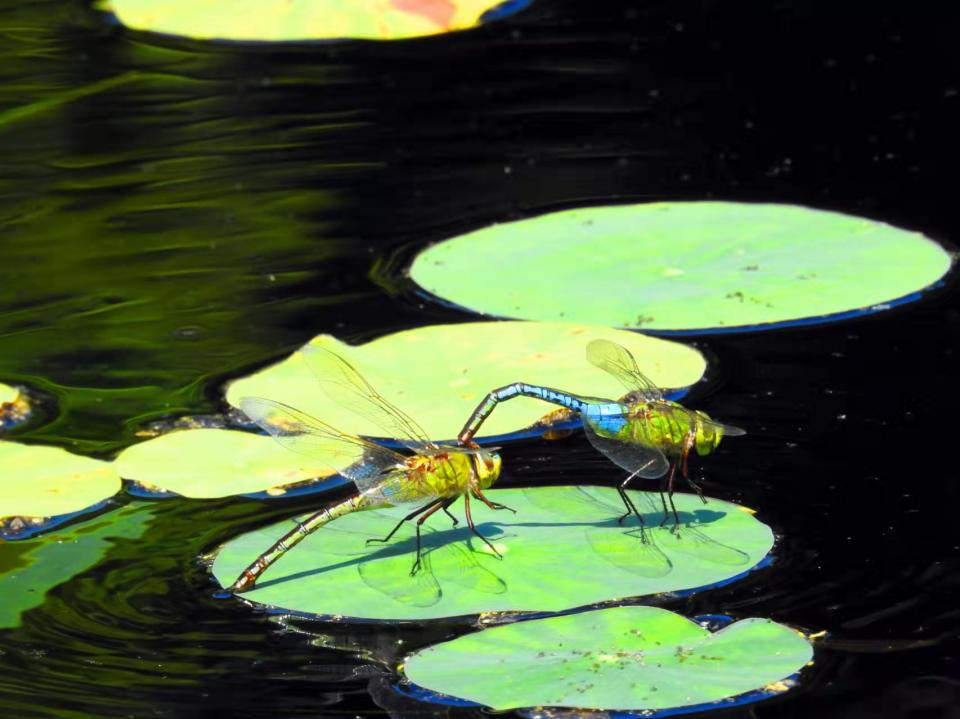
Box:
(410, 499), (452, 576)
(367, 499), (443, 547)
(615, 468), (645, 526)
(441, 499), (460, 527)
(658, 464), (681, 530)
(679, 439), (708, 503)
(464, 492), (503, 559)
(471, 486), (517, 514)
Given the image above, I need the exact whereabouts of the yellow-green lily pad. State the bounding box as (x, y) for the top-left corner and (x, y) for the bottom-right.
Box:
(98, 0), (531, 42)
(0, 441), (122, 522)
(403, 606), (812, 711)
(224, 322), (706, 443)
(0, 503), (154, 629)
(114, 429), (339, 499)
(0, 383), (16, 404)
(213, 486), (773, 621)
(409, 202), (953, 333)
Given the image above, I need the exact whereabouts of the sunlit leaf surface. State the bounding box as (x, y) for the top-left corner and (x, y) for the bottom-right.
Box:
(100, 0), (531, 41)
(0, 441), (122, 520)
(114, 428), (339, 498)
(213, 486), (773, 621)
(224, 322), (706, 443)
(410, 202), (953, 333)
(404, 605), (812, 711)
(0, 383), (16, 404)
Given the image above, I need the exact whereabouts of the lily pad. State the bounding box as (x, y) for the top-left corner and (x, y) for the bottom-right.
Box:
(0, 440), (122, 522)
(114, 429), (339, 499)
(224, 323), (706, 443)
(0, 503), (154, 629)
(403, 606), (812, 711)
(212, 486), (773, 621)
(99, 0), (532, 42)
(409, 202), (953, 333)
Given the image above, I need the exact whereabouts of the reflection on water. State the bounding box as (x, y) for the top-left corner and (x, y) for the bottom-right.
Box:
(1, 0), (959, 716)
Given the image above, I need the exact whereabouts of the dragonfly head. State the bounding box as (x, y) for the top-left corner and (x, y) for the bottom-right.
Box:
(472, 449), (502, 488)
(693, 410), (724, 456)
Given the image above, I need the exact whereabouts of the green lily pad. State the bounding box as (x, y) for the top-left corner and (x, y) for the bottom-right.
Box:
(403, 606), (812, 711)
(0, 441), (122, 521)
(114, 429), (338, 499)
(409, 202), (953, 333)
(0, 503), (154, 629)
(212, 486), (773, 621)
(224, 323), (706, 443)
(0, 383), (16, 404)
(99, 0), (528, 42)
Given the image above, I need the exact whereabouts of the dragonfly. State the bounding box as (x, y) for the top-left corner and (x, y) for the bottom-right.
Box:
(227, 346), (507, 593)
(458, 338), (745, 530)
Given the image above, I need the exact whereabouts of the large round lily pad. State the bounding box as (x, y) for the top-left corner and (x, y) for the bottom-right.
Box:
(409, 202), (953, 333)
(403, 606), (812, 711)
(213, 486), (773, 621)
(0, 440), (122, 521)
(114, 429), (339, 499)
(98, 0), (531, 42)
(0, 503), (154, 629)
(224, 323), (706, 443)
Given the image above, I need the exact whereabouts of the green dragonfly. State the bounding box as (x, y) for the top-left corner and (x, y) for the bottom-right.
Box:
(458, 339), (745, 529)
(228, 346), (506, 593)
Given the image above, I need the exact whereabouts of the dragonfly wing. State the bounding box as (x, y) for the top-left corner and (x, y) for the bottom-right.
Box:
(301, 345), (436, 453)
(582, 417), (670, 478)
(586, 339), (664, 402)
(239, 397), (405, 488)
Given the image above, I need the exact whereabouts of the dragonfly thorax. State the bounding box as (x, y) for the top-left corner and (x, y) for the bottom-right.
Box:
(693, 410), (724, 456)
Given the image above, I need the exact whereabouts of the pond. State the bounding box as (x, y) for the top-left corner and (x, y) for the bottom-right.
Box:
(1, 1), (959, 717)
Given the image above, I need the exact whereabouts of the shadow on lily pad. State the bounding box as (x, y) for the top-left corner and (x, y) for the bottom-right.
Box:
(213, 486), (773, 621)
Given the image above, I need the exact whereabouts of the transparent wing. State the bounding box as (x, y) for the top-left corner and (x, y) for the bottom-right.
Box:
(239, 397), (405, 490)
(582, 416), (670, 479)
(301, 345), (437, 453)
(586, 339), (664, 402)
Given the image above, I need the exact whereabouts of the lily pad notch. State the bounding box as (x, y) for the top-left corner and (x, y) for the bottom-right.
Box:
(402, 606), (813, 712)
(408, 202), (954, 334)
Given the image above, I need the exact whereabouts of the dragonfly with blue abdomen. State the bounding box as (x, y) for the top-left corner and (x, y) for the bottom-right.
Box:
(458, 339), (745, 530)
(227, 346), (508, 593)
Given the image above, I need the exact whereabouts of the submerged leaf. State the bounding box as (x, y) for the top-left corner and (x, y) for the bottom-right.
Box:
(114, 428), (339, 499)
(409, 202), (953, 333)
(403, 605), (813, 711)
(224, 322), (706, 443)
(212, 486), (773, 621)
(0, 441), (122, 521)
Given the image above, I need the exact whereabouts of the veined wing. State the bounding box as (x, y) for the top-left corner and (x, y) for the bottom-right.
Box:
(586, 339), (663, 402)
(582, 415), (670, 479)
(239, 397), (405, 490)
(301, 345), (437, 453)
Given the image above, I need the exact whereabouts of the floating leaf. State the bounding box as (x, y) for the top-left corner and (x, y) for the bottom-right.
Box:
(0, 503), (154, 629)
(224, 323), (706, 443)
(0, 383), (16, 404)
(409, 202), (953, 333)
(212, 486), (773, 621)
(99, 0), (532, 42)
(0, 441), (122, 522)
(403, 605), (812, 711)
(114, 429), (339, 499)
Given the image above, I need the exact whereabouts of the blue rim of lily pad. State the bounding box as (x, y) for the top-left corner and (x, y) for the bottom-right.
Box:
(0, 498), (116, 540)
(124, 476), (349, 501)
(413, 277), (950, 337)
(394, 614), (802, 717)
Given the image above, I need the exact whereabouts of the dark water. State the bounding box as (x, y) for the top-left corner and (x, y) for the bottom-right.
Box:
(2, 1), (959, 716)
